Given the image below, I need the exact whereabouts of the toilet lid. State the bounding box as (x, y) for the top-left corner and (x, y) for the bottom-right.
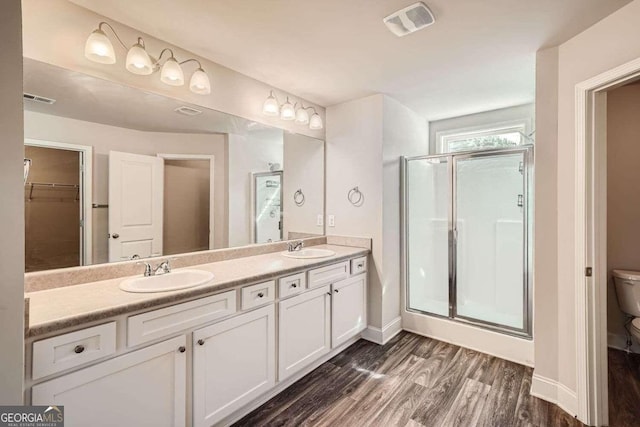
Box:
(613, 269), (640, 281)
(633, 318), (640, 332)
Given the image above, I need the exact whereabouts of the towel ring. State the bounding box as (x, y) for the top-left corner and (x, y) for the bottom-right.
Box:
(347, 186), (364, 207)
(293, 189), (305, 207)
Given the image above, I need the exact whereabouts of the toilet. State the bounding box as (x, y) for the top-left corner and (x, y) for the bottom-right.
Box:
(612, 270), (640, 342)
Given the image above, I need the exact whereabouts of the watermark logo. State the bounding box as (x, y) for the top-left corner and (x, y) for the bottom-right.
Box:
(0, 406), (64, 427)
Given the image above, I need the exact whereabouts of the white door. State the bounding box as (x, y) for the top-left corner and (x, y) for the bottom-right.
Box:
(32, 336), (187, 427)
(109, 151), (164, 262)
(193, 305), (275, 427)
(278, 285), (331, 381)
(331, 274), (367, 348)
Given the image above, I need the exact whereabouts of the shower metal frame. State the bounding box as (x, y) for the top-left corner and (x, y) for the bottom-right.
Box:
(400, 145), (534, 339)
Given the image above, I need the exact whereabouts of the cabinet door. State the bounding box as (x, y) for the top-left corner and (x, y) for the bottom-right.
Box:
(279, 285), (331, 381)
(193, 305), (275, 427)
(32, 336), (187, 427)
(332, 274), (367, 348)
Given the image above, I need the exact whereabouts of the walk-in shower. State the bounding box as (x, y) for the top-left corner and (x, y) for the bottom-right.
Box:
(401, 146), (533, 337)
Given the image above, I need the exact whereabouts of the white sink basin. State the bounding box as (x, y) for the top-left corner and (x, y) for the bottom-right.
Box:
(282, 248), (336, 259)
(119, 269), (215, 293)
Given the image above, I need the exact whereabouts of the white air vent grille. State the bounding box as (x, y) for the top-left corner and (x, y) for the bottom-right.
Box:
(384, 2), (435, 37)
(174, 106), (203, 116)
(23, 93), (56, 105)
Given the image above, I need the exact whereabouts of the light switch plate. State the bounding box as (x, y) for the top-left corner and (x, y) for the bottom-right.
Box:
(317, 214), (324, 226)
(328, 215), (335, 227)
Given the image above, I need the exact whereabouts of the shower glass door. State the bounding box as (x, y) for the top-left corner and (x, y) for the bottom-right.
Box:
(453, 151), (528, 331)
(403, 146), (532, 336)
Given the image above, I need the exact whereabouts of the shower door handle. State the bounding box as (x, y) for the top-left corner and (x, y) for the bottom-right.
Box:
(517, 194), (524, 207)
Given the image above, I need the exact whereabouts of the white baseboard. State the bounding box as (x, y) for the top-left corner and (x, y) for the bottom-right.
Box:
(608, 332), (640, 354)
(361, 316), (402, 345)
(530, 373), (579, 420)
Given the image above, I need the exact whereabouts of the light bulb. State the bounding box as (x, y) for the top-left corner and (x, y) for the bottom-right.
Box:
(189, 68), (211, 95)
(309, 112), (323, 130)
(126, 42), (153, 75)
(85, 28), (116, 64)
(280, 98), (295, 121)
(262, 92), (280, 116)
(160, 57), (184, 86)
(295, 107), (309, 125)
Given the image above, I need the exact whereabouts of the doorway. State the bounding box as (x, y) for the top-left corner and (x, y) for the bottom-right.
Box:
(24, 139), (93, 271)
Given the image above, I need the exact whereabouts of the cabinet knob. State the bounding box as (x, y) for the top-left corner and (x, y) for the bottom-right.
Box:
(178, 346), (186, 353)
(197, 339), (205, 346)
(74, 345), (85, 354)
(291, 283), (297, 288)
(334, 289), (339, 293)
(326, 292), (332, 296)
(257, 292), (264, 298)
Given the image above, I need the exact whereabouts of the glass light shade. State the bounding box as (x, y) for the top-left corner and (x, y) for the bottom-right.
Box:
(160, 57), (184, 86)
(189, 68), (211, 95)
(280, 99), (296, 121)
(262, 94), (280, 116)
(84, 29), (116, 64)
(294, 107), (309, 125)
(126, 43), (153, 75)
(309, 113), (324, 130)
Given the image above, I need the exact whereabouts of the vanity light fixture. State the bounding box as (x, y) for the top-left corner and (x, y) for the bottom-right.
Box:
(262, 91), (323, 130)
(280, 97), (296, 121)
(84, 21), (211, 95)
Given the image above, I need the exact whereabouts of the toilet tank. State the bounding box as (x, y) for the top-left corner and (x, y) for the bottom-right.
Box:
(613, 270), (640, 317)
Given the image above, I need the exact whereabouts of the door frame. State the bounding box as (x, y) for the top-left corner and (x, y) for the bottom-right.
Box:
(400, 145), (534, 338)
(574, 56), (640, 426)
(24, 138), (93, 266)
(157, 154), (215, 250)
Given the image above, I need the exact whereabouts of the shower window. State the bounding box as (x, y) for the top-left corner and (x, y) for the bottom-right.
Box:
(402, 146), (533, 337)
(438, 123), (527, 154)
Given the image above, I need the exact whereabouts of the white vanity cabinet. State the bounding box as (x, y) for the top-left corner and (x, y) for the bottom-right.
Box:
(32, 335), (187, 427)
(331, 274), (367, 348)
(193, 304), (275, 427)
(278, 285), (332, 380)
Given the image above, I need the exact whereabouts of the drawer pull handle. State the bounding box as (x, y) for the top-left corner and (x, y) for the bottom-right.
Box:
(178, 346), (186, 353)
(73, 345), (85, 354)
(291, 283), (297, 288)
(357, 263), (364, 268)
(257, 292), (265, 298)
(197, 339), (205, 346)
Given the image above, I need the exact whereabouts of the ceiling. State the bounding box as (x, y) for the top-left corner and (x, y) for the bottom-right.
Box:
(23, 58), (278, 136)
(69, 0), (631, 120)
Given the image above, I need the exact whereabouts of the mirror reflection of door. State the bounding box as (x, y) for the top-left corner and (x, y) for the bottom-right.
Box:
(24, 145), (81, 272)
(254, 172), (283, 244)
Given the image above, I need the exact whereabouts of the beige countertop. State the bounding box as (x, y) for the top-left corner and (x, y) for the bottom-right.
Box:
(26, 244), (369, 338)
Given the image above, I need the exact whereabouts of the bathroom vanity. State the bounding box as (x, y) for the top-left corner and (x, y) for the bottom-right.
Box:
(24, 244), (368, 427)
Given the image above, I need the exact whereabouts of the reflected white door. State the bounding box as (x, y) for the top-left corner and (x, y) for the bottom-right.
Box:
(109, 151), (164, 262)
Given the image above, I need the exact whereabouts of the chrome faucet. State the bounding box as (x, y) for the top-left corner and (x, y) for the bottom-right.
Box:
(137, 259), (174, 277)
(287, 240), (304, 252)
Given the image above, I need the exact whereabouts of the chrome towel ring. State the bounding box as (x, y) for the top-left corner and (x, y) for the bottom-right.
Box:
(347, 186), (364, 207)
(293, 189), (305, 206)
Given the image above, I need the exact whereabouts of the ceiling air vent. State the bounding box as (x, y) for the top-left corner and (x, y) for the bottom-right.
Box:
(383, 2), (435, 37)
(174, 106), (203, 116)
(23, 93), (56, 105)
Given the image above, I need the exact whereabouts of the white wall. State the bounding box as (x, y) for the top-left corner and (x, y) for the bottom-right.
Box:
(326, 94), (428, 331)
(227, 129), (283, 247)
(428, 103), (535, 154)
(24, 111), (229, 259)
(282, 133), (324, 239)
(0, 0), (25, 404)
(606, 83), (640, 351)
(21, 0), (325, 140)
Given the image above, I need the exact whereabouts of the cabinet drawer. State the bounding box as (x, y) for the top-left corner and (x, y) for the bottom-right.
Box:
(32, 322), (116, 380)
(308, 261), (349, 289)
(128, 290), (236, 347)
(241, 281), (275, 310)
(278, 272), (306, 299)
(350, 256), (367, 275)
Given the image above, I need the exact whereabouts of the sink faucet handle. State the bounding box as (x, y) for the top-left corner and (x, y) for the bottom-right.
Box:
(136, 261), (153, 277)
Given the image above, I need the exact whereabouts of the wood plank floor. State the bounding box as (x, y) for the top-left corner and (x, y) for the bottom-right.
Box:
(234, 332), (584, 427)
(608, 348), (640, 427)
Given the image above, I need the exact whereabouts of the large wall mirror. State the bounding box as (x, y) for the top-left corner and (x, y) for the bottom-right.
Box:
(23, 59), (325, 272)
